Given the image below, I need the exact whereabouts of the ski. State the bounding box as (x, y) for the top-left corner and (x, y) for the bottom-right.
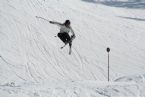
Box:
(61, 42), (69, 49)
(69, 47), (72, 55)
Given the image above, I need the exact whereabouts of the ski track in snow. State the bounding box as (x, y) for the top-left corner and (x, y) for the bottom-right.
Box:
(0, 0), (145, 96)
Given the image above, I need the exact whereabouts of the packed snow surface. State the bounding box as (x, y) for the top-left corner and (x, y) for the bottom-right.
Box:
(0, 0), (145, 96)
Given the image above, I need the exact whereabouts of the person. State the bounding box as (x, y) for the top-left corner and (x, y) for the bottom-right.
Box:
(49, 20), (76, 55)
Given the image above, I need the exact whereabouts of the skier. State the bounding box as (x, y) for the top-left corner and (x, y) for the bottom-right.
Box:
(49, 20), (76, 55)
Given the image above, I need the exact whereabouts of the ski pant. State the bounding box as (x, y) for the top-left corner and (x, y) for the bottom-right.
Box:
(57, 32), (72, 47)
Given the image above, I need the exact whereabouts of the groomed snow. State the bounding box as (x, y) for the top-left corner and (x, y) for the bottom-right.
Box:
(0, 0), (145, 96)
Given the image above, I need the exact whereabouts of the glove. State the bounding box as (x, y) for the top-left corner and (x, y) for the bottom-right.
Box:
(49, 21), (53, 24)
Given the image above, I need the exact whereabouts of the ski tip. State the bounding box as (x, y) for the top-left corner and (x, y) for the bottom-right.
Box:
(69, 51), (71, 55)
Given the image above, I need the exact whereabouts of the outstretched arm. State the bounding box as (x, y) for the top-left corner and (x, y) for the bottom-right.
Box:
(49, 21), (63, 27)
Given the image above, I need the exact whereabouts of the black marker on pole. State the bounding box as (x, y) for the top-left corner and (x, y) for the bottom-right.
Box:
(106, 47), (110, 82)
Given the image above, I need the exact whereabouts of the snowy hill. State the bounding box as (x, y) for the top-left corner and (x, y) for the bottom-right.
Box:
(0, 0), (145, 96)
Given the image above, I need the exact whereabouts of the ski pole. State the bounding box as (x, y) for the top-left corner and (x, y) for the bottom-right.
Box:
(106, 47), (110, 82)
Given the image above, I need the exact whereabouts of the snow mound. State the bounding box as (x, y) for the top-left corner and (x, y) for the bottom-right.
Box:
(0, 81), (142, 97)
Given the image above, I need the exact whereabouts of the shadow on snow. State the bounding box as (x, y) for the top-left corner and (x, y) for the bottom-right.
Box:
(118, 16), (145, 21)
(82, 0), (145, 9)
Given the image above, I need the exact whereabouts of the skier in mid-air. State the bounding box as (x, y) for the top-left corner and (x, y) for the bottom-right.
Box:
(49, 20), (76, 55)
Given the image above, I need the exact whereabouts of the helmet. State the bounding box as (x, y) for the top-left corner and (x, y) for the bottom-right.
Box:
(64, 20), (71, 25)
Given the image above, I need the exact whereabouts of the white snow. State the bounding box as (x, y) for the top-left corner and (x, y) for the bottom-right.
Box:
(0, 0), (145, 96)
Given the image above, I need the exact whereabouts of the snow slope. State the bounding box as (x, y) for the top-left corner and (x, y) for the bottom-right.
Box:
(0, 0), (145, 96)
(0, 81), (142, 97)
